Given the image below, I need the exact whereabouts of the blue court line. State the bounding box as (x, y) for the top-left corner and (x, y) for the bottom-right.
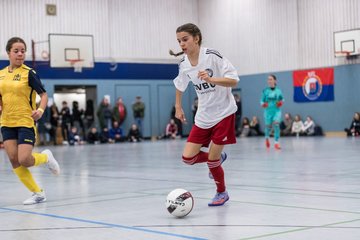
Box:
(0, 207), (207, 240)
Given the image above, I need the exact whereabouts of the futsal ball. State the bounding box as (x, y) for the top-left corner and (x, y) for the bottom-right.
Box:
(166, 189), (194, 218)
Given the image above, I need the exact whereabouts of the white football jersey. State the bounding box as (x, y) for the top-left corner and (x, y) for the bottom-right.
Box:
(173, 47), (240, 129)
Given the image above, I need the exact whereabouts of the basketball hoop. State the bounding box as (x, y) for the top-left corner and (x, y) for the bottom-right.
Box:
(335, 51), (359, 61)
(335, 51), (351, 58)
(68, 59), (84, 73)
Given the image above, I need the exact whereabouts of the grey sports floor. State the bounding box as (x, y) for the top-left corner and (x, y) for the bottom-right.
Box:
(0, 137), (359, 240)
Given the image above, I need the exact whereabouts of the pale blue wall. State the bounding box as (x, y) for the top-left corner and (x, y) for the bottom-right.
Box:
(42, 63), (360, 139)
(239, 64), (360, 131)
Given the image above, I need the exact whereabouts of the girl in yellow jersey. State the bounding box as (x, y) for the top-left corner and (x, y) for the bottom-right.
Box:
(0, 37), (60, 205)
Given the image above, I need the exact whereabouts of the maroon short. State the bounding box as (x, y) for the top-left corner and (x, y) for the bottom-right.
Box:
(187, 114), (236, 146)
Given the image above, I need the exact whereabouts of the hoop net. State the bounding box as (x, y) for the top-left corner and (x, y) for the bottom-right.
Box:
(69, 59), (84, 73)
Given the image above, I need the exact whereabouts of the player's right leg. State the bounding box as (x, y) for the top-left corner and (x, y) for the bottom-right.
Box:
(3, 139), (45, 205)
(18, 143), (50, 205)
(264, 124), (271, 148)
(264, 113), (272, 148)
(3, 127), (47, 205)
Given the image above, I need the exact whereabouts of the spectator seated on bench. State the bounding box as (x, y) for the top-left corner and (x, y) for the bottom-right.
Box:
(344, 112), (360, 137)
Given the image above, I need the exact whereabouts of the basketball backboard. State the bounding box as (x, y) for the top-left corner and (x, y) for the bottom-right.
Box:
(49, 34), (94, 68)
(334, 29), (360, 57)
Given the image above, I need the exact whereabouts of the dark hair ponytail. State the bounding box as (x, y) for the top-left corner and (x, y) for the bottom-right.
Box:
(169, 49), (184, 57)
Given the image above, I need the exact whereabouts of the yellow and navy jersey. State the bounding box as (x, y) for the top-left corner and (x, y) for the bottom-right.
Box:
(0, 64), (46, 128)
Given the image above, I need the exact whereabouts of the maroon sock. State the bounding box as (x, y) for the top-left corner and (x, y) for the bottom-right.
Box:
(182, 151), (208, 165)
(208, 159), (226, 193)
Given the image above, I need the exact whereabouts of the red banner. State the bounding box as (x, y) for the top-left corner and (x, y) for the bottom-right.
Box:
(293, 68), (334, 102)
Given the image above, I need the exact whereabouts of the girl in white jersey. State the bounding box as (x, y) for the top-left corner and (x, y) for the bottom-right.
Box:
(171, 23), (239, 206)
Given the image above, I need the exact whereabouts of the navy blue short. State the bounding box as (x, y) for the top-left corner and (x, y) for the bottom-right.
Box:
(1, 127), (36, 145)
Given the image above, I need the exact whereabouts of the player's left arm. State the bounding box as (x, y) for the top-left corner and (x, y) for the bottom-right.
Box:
(198, 56), (239, 87)
(28, 69), (48, 121)
(278, 89), (284, 102)
(198, 73), (238, 87)
(36, 92), (48, 114)
(276, 89), (284, 107)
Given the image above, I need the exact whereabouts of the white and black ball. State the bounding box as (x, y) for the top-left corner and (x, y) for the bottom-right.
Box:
(165, 189), (194, 218)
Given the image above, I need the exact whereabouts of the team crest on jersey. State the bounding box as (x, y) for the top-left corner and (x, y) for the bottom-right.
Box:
(302, 71), (322, 100)
(13, 74), (21, 81)
(205, 68), (213, 77)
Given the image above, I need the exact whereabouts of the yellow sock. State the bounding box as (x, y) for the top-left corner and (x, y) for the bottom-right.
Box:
(32, 152), (48, 166)
(13, 166), (42, 193)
